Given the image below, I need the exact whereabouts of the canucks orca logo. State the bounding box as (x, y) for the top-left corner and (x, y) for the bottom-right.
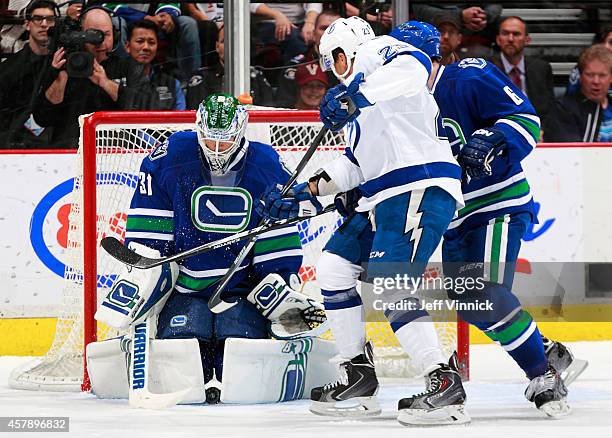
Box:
(101, 280), (140, 315)
(191, 186), (252, 233)
(442, 117), (467, 156)
(149, 140), (169, 161)
(458, 58), (487, 69)
(253, 283), (282, 309)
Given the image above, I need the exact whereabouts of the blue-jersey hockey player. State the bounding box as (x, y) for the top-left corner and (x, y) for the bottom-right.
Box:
(390, 21), (588, 418)
(257, 17), (470, 426)
(95, 93), (326, 402)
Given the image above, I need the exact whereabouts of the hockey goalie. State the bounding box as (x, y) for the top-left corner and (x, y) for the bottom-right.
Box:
(87, 93), (338, 407)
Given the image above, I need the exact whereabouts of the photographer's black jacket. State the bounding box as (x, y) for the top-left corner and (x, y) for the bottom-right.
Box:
(32, 55), (146, 148)
(0, 44), (54, 148)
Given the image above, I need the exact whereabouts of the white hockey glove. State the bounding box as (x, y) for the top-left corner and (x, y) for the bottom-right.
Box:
(247, 273), (329, 340)
(95, 242), (179, 330)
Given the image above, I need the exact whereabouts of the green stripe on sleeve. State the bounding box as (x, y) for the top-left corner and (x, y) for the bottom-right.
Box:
(176, 274), (218, 291)
(458, 180), (530, 217)
(253, 234), (302, 255)
(126, 217), (174, 233)
(506, 115), (541, 141)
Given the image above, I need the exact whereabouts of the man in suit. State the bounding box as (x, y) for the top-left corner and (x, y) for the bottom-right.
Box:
(490, 16), (555, 138)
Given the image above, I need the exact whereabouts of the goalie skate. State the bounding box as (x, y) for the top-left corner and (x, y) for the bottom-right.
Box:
(525, 364), (570, 418)
(543, 337), (588, 386)
(397, 362), (470, 426)
(309, 342), (380, 417)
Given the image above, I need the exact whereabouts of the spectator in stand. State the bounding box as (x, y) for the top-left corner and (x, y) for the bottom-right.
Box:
(294, 62), (328, 109)
(489, 16), (555, 138)
(275, 9), (340, 108)
(434, 14), (463, 65)
(547, 45), (611, 143)
(251, 3), (322, 65)
(32, 7), (144, 148)
(1, 0), (36, 54)
(345, 1), (393, 35)
(125, 20), (185, 109)
(186, 25), (274, 109)
(64, 0), (83, 21)
(104, 2), (201, 80)
(413, 3), (502, 58)
(184, 3), (223, 67)
(567, 25), (612, 96)
(0, 0), (57, 148)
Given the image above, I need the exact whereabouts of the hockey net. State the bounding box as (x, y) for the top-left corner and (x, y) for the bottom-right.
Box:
(9, 110), (468, 392)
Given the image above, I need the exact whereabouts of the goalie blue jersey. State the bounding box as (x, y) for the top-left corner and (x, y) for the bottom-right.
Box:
(431, 58), (540, 233)
(124, 132), (303, 299)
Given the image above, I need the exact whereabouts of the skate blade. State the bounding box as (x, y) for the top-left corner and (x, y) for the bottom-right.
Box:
(561, 358), (588, 386)
(309, 397), (381, 418)
(540, 398), (571, 418)
(398, 404), (471, 426)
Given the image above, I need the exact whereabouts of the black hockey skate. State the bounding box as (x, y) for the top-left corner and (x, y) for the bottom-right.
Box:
(525, 364), (570, 418)
(397, 358), (470, 426)
(542, 336), (588, 386)
(310, 342), (380, 417)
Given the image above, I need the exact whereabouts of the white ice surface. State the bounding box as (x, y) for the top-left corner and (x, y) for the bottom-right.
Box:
(1, 342), (611, 438)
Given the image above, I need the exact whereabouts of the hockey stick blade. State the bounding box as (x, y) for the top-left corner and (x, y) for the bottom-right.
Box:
(101, 236), (145, 266)
(129, 387), (191, 410)
(101, 205), (336, 269)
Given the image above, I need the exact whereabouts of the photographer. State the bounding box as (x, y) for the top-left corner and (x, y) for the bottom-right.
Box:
(33, 7), (145, 148)
(0, 0), (57, 148)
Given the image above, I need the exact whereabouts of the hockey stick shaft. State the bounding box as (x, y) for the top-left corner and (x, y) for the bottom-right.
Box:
(101, 204), (337, 269)
(208, 126), (331, 313)
(128, 315), (190, 409)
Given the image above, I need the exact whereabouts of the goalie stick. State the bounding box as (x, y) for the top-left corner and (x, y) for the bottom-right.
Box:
(101, 204), (337, 269)
(128, 315), (190, 409)
(207, 100), (357, 313)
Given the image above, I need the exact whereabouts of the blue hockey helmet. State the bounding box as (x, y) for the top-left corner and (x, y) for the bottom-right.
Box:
(389, 21), (441, 60)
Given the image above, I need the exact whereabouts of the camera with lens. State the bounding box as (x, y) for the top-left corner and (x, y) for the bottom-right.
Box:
(49, 17), (104, 78)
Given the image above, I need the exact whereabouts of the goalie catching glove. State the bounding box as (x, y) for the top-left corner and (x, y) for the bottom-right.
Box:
(458, 127), (507, 180)
(95, 242), (179, 330)
(247, 273), (328, 339)
(256, 182), (323, 221)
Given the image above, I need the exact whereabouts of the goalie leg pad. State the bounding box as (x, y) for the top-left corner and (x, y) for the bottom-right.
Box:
(86, 337), (206, 404)
(95, 242), (179, 330)
(221, 338), (340, 404)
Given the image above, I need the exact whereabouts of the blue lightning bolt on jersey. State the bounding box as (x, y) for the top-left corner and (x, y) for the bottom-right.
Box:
(431, 58), (540, 233)
(124, 132), (303, 299)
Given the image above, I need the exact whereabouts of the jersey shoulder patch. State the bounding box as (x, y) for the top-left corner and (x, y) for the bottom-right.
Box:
(457, 58), (488, 69)
(149, 140), (169, 161)
(146, 131), (200, 167)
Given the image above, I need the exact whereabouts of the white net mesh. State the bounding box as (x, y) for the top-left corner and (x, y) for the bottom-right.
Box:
(9, 111), (462, 391)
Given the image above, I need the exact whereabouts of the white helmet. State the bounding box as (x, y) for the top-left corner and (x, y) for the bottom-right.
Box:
(195, 93), (249, 176)
(318, 17), (374, 80)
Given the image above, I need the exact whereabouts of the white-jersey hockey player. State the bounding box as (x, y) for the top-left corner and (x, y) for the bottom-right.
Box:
(93, 93), (333, 405)
(390, 21), (589, 418)
(257, 17), (469, 426)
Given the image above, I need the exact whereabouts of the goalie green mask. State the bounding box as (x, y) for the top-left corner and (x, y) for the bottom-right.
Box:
(196, 93), (249, 175)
